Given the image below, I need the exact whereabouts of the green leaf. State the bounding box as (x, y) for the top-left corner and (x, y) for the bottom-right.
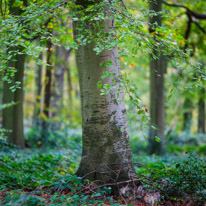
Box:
(143, 135), (148, 141)
(155, 136), (161, 142)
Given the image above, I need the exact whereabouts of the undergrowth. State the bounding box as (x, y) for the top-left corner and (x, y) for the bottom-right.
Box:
(0, 132), (206, 205)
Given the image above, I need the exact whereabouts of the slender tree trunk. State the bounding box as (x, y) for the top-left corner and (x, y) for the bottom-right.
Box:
(198, 88), (205, 133)
(148, 0), (165, 155)
(73, 1), (136, 189)
(51, 46), (72, 123)
(43, 40), (53, 118)
(67, 66), (73, 108)
(33, 53), (43, 122)
(41, 40), (53, 144)
(183, 98), (192, 133)
(51, 46), (66, 118)
(2, 0), (28, 147)
(0, 76), (3, 122)
(3, 47), (26, 147)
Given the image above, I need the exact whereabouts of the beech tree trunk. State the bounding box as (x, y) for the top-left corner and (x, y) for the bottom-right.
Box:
(73, 0), (135, 186)
(3, 47), (26, 147)
(148, 0), (165, 155)
(198, 88), (205, 134)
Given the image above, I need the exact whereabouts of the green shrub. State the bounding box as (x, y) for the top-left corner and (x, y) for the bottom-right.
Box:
(148, 152), (206, 202)
(167, 145), (184, 154)
(198, 144), (206, 155)
(25, 121), (82, 149)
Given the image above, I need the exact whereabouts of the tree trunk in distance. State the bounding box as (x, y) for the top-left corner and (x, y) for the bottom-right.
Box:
(73, 1), (136, 190)
(3, 47), (26, 148)
(198, 88), (205, 134)
(51, 46), (65, 118)
(0, 78), (3, 123)
(148, 0), (165, 155)
(41, 40), (53, 144)
(183, 98), (192, 133)
(51, 46), (72, 118)
(67, 66), (73, 108)
(2, 0), (28, 147)
(33, 53), (43, 123)
(43, 40), (53, 118)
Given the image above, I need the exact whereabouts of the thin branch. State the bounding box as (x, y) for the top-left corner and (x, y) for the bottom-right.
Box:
(163, 1), (206, 20)
(193, 21), (206, 34)
(14, 0), (69, 23)
(184, 12), (192, 51)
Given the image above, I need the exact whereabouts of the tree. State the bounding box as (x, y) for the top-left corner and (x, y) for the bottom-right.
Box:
(51, 46), (65, 119)
(148, 0), (165, 155)
(198, 87), (205, 134)
(67, 63), (73, 107)
(163, 0), (206, 134)
(51, 46), (72, 118)
(43, 39), (53, 119)
(2, 0), (28, 148)
(41, 39), (53, 143)
(73, 0), (136, 190)
(33, 52), (43, 124)
(3, 47), (26, 148)
(183, 97), (193, 133)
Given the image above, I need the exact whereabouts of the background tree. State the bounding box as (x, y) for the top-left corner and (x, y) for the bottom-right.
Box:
(51, 46), (72, 119)
(198, 86), (205, 134)
(41, 38), (53, 142)
(163, 0), (206, 134)
(33, 52), (43, 125)
(148, 0), (165, 155)
(2, 0), (28, 148)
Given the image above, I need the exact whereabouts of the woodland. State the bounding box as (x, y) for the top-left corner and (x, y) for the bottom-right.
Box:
(0, 0), (206, 205)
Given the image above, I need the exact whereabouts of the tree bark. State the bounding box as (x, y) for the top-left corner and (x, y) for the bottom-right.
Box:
(67, 66), (73, 108)
(198, 88), (205, 134)
(33, 53), (43, 123)
(183, 97), (192, 133)
(2, 0), (28, 148)
(148, 0), (165, 155)
(3, 47), (26, 148)
(51, 46), (65, 118)
(73, 0), (136, 188)
(43, 40), (53, 118)
(41, 40), (53, 143)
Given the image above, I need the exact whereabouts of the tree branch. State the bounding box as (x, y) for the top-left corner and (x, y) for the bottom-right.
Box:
(163, 1), (206, 20)
(193, 21), (206, 34)
(184, 12), (192, 51)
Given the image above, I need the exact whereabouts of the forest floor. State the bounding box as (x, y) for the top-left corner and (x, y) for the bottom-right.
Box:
(0, 134), (206, 206)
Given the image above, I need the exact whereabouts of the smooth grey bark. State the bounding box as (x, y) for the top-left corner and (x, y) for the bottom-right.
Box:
(73, 1), (136, 186)
(198, 88), (205, 134)
(2, 47), (26, 148)
(148, 0), (165, 155)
